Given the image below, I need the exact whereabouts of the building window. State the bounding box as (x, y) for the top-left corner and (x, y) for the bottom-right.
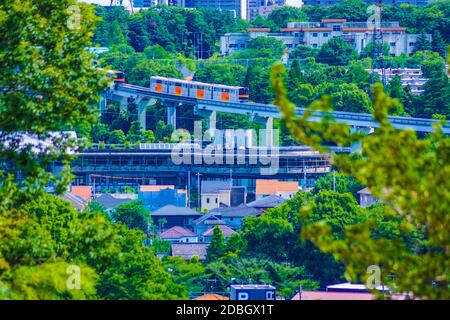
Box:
(409, 42), (415, 46)
(215, 198), (218, 203)
(312, 33), (318, 37)
(240, 44), (245, 48)
(206, 198), (210, 204)
(390, 42), (396, 46)
(323, 33), (329, 37)
(312, 44), (318, 48)
(333, 25), (341, 32)
(266, 291), (275, 300)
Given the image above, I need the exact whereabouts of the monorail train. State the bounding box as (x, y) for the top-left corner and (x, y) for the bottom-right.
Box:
(97, 68), (126, 83)
(150, 76), (249, 103)
(106, 69), (125, 83)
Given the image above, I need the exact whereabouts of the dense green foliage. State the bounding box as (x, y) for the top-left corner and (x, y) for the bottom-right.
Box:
(271, 61), (450, 299)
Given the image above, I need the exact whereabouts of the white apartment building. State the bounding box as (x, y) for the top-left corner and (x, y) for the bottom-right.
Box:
(220, 19), (431, 57)
(367, 68), (428, 94)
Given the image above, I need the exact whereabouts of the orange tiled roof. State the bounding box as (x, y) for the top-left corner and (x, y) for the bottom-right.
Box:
(342, 27), (406, 32)
(194, 294), (229, 300)
(139, 185), (175, 192)
(246, 28), (271, 33)
(256, 180), (298, 195)
(321, 19), (347, 23)
(70, 186), (92, 201)
(280, 27), (332, 32)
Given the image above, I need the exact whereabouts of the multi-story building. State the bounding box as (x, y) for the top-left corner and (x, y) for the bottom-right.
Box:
(248, 0), (287, 21)
(220, 19), (431, 57)
(183, 0), (249, 20)
(367, 68), (428, 94)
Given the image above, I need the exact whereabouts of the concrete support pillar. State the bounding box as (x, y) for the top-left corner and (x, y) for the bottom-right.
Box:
(350, 126), (372, 153)
(99, 94), (107, 114)
(138, 103), (146, 131)
(119, 96), (128, 113)
(167, 104), (177, 129)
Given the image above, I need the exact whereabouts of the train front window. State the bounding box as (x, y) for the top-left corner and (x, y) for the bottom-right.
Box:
(239, 88), (249, 95)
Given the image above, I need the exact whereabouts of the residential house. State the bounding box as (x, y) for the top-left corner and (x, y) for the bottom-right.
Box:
(210, 205), (259, 230)
(246, 195), (286, 215)
(138, 185), (187, 211)
(193, 213), (227, 236)
(151, 205), (202, 231)
(230, 284), (276, 300)
(60, 193), (88, 211)
(357, 187), (379, 207)
(202, 225), (236, 243)
(255, 180), (299, 200)
(201, 180), (247, 212)
(160, 226), (198, 243)
(70, 185), (92, 201)
(170, 243), (209, 260)
(92, 193), (134, 213)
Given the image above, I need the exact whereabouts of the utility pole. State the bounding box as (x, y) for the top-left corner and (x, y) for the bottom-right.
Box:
(371, 0), (386, 85)
(187, 170), (191, 208)
(196, 172), (201, 210)
(333, 170), (336, 192)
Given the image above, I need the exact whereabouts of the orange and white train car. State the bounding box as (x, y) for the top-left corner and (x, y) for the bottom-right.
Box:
(150, 76), (249, 103)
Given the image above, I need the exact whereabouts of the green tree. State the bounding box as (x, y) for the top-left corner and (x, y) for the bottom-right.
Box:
(206, 226), (227, 263)
(387, 75), (404, 101)
(316, 38), (357, 66)
(289, 45), (319, 60)
(421, 70), (450, 119)
(109, 129), (126, 144)
(431, 30), (446, 58)
(271, 62), (450, 299)
(267, 6), (308, 29)
(413, 32), (432, 53)
(313, 171), (364, 200)
(143, 130), (156, 143)
(112, 200), (151, 233)
(127, 120), (144, 143)
(246, 37), (286, 60)
(0, 0), (106, 195)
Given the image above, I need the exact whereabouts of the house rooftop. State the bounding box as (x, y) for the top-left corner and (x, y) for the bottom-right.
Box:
(92, 193), (133, 210)
(152, 205), (201, 216)
(247, 195), (286, 208)
(70, 185), (92, 201)
(202, 225), (236, 238)
(60, 193), (87, 211)
(201, 180), (232, 194)
(139, 185), (174, 192)
(210, 205), (258, 217)
(357, 187), (371, 195)
(160, 226), (196, 239)
(193, 293), (229, 300)
(256, 180), (298, 195)
(230, 284), (276, 290)
(171, 243), (209, 260)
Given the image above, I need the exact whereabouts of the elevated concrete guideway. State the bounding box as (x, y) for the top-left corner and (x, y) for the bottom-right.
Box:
(106, 83), (450, 136)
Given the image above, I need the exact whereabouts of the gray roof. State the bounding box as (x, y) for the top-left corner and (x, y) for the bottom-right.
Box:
(92, 194), (132, 210)
(201, 180), (232, 194)
(171, 243), (209, 260)
(61, 193), (87, 211)
(193, 212), (222, 225)
(210, 205), (258, 217)
(246, 195), (286, 208)
(357, 187), (371, 195)
(152, 205), (201, 216)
